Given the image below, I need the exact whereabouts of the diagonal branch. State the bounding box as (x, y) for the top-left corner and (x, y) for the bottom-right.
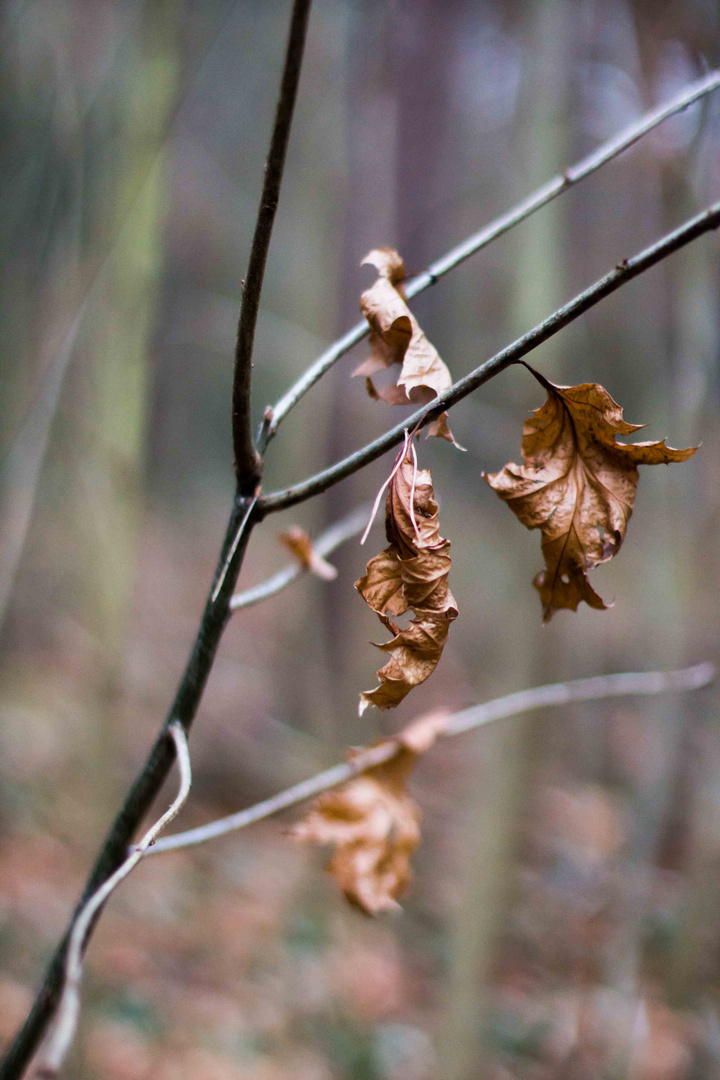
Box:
(260, 70), (720, 449)
(0, 496), (255, 1080)
(230, 502), (371, 612)
(259, 200), (720, 516)
(33, 724), (191, 1080)
(149, 663), (714, 856)
(232, 0), (313, 491)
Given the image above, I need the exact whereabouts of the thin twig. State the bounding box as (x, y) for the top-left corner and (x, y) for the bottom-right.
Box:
(150, 663), (714, 856)
(261, 70), (720, 448)
(229, 502), (371, 611)
(360, 432), (410, 545)
(211, 494), (258, 603)
(259, 200), (720, 515)
(444, 662), (715, 736)
(232, 0), (313, 491)
(33, 724), (191, 1079)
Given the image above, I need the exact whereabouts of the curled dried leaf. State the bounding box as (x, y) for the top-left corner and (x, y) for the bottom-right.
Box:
(484, 370), (696, 620)
(354, 248), (457, 444)
(278, 527), (338, 581)
(356, 444), (458, 713)
(291, 711), (447, 913)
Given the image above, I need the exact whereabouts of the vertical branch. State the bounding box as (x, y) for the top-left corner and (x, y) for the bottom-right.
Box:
(1, 3), (317, 1073)
(232, 0), (314, 492)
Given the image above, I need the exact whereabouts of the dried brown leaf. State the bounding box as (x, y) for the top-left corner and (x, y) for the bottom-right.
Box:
(484, 370), (696, 620)
(396, 708), (450, 753)
(354, 248), (458, 443)
(291, 712), (446, 913)
(356, 444), (458, 713)
(278, 527), (338, 581)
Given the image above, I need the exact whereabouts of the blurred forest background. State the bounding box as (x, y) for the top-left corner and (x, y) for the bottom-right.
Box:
(2, 1), (720, 1077)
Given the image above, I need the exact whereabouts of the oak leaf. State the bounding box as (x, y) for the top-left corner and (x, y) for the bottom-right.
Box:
(354, 248), (456, 443)
(484, 369), (696, 620)
(278, 526), (338, 581)
(291, 711), (447, 913)
(356, 440), (458, 713)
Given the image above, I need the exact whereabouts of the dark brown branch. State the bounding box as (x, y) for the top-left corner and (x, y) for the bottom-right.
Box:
(259, 200), (720, 516)
(0, 500), (255, 1080)
(232, 0), (313, 493)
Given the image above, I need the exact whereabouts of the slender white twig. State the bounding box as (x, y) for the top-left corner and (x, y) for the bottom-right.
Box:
(408, 441), (421, 545)
(360, 432), (409, 545)
(211, 494), (258, 603)
(443, 662), (715, 736)
(262, 71), (720, 444)
(229, 502), (371, 612)
(33, 724), (192, 1079)
(149, 663), (714, 857)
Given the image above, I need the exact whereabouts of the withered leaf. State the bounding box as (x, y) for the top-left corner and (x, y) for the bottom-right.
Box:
(354, 248), (456, 443)
(356, 441), (458, 713)
(291, 711), (447, 913)
(278, 527), (338, 581)
(484, 369), (696, 620)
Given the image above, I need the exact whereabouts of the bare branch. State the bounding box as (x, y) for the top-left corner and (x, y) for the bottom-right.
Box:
(444, 662), (716, 737)
(259, 200), (720, 516)
(150, 663), (714, 857)
(261, 70), (720, 448)
(33, 724), (191, 1080)
(211, 494), (259, 603)
(2, 496), (256, 1080)
(230, 502), (371, 612)
(232, 0), (313, 491)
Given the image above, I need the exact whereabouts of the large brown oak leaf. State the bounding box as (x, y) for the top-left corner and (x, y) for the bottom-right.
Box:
(484, 369), (696, 621)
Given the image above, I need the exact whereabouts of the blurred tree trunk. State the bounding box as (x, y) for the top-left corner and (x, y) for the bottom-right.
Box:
(80, 2), (177, 651)
(440, 1), (574, 1074)
(57, 1), (179, 822)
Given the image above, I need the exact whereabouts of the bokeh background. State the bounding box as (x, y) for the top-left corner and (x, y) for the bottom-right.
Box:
(2, 1), (720, 1077)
